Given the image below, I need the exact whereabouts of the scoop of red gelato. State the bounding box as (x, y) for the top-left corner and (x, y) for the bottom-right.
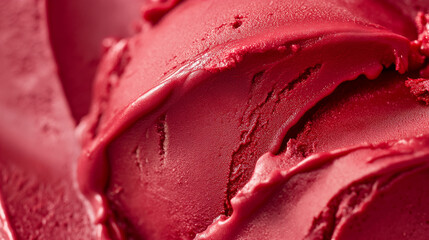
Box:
(76, 0), (429, 239)
(1, 0), (429, 239)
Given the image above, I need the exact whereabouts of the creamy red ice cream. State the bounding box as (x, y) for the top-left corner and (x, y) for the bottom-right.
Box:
(76, 0), (429, 239)
(2, 0), (429, 239)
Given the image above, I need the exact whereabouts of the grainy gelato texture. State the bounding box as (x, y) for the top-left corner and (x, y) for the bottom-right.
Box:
(1, 0), (429, 240)
(0, 0), (141, 239)
(0, 0), (95, 239)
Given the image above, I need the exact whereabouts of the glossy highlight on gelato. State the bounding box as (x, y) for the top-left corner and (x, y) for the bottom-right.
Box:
(1, 0), (429, 239)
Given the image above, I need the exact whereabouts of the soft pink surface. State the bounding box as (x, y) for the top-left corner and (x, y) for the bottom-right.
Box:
(0, 0), (96, 239)
(46, 0), (145, 121)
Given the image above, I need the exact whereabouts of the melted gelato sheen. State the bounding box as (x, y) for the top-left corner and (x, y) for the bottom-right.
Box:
(2, 0), (429, 239)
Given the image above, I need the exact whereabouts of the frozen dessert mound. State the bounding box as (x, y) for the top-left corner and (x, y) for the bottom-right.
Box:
(1, 0), (426, 239)
(1, 0), (429, 239)
(75, 0), (429, 239)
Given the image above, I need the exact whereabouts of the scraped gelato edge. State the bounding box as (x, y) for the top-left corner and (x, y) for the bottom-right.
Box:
(196, 135), (429, 239)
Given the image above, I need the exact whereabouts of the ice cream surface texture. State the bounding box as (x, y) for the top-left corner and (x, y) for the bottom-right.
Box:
(1, 0), (429, 239)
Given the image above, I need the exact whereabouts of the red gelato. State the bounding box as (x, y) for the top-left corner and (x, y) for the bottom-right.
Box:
(1, 0), (429, 240)
(77, 0), (429, 239)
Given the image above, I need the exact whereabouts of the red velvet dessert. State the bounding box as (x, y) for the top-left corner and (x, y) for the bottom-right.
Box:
(1, 0), (429, 239)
